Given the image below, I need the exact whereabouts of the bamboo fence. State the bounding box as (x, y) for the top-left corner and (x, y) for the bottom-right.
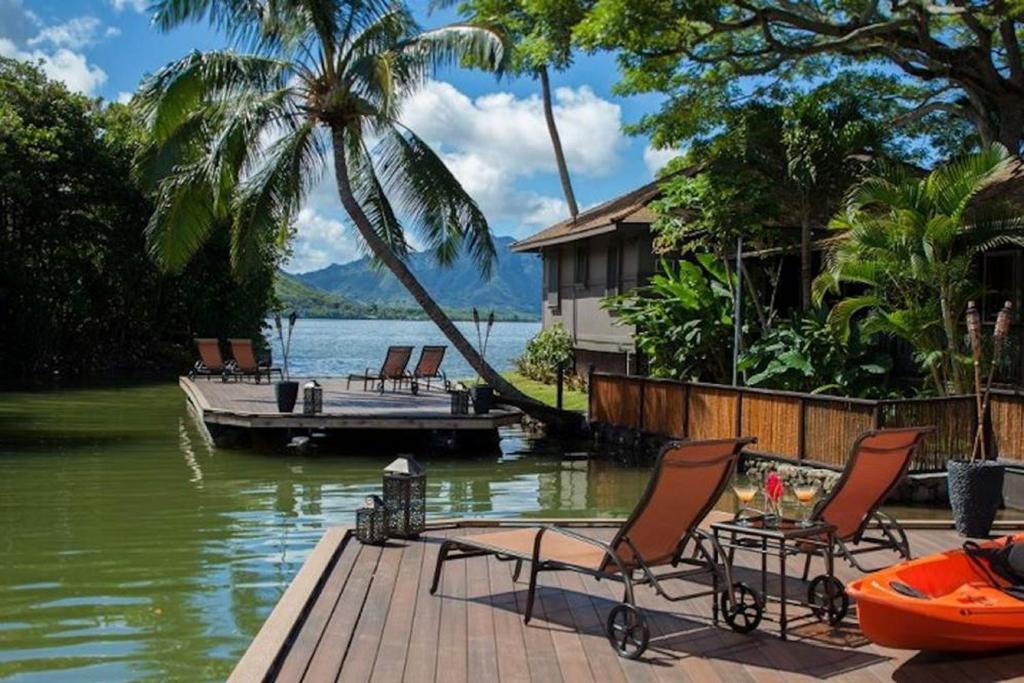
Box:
(588, 372), (1024, 471)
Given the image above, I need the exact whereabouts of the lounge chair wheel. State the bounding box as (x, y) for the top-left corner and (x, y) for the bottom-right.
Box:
(807, 575), (849, 625)
(721, 582), (764, 634)
(606, 603), (648, 659)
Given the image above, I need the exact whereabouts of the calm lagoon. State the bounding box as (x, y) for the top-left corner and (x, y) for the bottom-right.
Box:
(0, 319), (657, 682)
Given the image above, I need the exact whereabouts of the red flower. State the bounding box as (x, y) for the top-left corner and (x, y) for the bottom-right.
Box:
(765, 472), (784, 502)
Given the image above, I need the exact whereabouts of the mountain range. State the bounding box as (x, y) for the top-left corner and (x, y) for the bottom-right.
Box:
(278, 236), (542, 320)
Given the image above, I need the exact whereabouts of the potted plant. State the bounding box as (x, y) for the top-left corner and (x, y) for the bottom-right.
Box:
(948, 301), (1012, 537)
(470, 309), (496, 414)
(273, 311), (299, 413)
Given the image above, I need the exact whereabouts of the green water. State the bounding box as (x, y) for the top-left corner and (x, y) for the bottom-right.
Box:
(0, 384), (654, 682)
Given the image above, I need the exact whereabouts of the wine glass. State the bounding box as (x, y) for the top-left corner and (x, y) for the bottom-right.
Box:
(732, 475), (758, 526)
(794, 483), (819, 527)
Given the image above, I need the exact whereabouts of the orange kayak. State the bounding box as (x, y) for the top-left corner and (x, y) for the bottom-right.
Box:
(847, 533), (1024, 652)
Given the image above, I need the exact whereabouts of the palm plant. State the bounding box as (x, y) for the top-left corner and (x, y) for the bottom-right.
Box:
(136, 0), (533, 403)
(814, 144), (1024, 395)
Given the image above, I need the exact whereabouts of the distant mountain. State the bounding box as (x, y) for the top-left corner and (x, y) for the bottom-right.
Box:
(290, 236), (541, 318)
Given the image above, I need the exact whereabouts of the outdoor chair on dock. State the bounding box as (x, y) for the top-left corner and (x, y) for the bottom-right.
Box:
(788, 427), (934, 580)
(189, 338), (228, 381)
(430, 437), (762, 659)
(406, 345), (447, 391)
(227, 339), (283, 383)
(347, 345), (414, 393)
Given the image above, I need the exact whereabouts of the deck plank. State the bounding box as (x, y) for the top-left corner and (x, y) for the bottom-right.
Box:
(237, 521), (1024, 683)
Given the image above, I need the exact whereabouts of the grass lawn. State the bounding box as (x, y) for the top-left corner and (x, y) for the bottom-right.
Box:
(455, 373), (588, 412)
(502, 372), (588, 412)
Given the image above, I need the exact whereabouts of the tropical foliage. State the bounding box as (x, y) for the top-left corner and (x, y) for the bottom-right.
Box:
(515, 323), (575, 384)
(603, 256), (736, 381)
(737, 309), (893, 397)
(574, 0), (1024, 153)
(815, 144), (1024, 395)
(141, 0), (534, 403)
(0, 58), (273, 383)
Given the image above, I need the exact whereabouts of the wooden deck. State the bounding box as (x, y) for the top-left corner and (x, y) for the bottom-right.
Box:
(231, 514), (1024, 682)
(181, 377), (521, 433)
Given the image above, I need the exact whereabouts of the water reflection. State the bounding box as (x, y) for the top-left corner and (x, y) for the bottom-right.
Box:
(0, 384), (652, 682)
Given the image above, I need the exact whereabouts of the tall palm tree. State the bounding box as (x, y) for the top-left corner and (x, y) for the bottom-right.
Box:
(136, 0), (533, 403)
(814, 144), (1024, 395)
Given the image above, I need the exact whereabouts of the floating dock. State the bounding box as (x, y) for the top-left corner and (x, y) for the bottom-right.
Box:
(230, 512), (1024, 682)
(180, 377), (522, 450)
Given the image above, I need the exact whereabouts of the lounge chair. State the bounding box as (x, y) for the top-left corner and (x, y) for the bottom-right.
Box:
(430, 437), (760, 659)
(346, 345), (414, 393)
(793, 427), (934, 585)
(407, 345), (447, 391)
(227, 338), (283, 383)
(189, 338), (228, 381)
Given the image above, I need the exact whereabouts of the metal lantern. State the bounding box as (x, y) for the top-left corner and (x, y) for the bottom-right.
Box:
(450, 389), (470, 415)
(383, 457), (426, 538)
(355, 495), (387, 545)
(303, 380), (323, 415)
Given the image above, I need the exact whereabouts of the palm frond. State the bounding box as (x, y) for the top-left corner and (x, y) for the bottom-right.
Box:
(927, 143), (1010, 220)
(233, 120), (326, 274)
(343, 124), (408, 257)
(375, 126), (495, 275)
(403, 23), (509, 78)
(146, 163), (218, 272)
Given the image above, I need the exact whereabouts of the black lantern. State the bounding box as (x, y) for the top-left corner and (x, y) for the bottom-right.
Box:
(450, 389), (470, 415)
(383, 457), (426, 538)
(303, 380), (323, 415)
(355, 495), (387, 545)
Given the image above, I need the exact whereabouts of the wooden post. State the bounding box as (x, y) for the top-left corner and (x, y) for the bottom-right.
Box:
(735, 388), (743, 438)
(797, 397), (807, 461)
(556, 362), (564, 411)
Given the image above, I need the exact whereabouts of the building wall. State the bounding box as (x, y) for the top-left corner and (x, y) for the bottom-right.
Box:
(539, 224), (656, 374)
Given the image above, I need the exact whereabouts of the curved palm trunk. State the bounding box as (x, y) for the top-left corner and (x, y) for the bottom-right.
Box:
(329, 131), (534, 407)
(539, 66), (578, 221)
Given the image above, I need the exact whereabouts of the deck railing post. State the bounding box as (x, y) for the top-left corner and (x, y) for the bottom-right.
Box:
(556, 362), (564, 411)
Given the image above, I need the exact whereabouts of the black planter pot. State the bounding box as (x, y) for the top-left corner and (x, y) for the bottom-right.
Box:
(947, 459), (1005, 538)
(470, 385), (493, 414)
(275, 380), (299, 413)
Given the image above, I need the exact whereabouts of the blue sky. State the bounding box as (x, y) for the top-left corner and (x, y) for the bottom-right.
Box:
(1, 0), (675, 272)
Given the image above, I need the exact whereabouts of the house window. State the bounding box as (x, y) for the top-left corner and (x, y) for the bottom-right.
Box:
(574, 245), (589, 287)
(983, 250), (1020, 320)
(605, 241), (621, 296)
(546, 251), (560, 309)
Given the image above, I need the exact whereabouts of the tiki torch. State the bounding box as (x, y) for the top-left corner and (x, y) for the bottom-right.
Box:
(966, 302), (985, 459)
(972, 301), (1013, 461)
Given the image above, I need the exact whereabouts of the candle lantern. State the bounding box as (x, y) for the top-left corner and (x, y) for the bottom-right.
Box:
(450, 389), (470, 415)
(302, 380), (323, 415)
(355, 495), (388, 545)
(383, 457), (426, 538)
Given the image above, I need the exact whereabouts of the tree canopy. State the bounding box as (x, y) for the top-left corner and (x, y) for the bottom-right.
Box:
(575, 0), (1024, 154)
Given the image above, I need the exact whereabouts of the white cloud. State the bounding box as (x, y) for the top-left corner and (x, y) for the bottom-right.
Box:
(643, 144), (680, 176)
(0, 6), (114, 96)
(109, 0), (149, 13)
(28, 16), (107, 49)
(116, 91), (133, 104)
(0, 38), (107, 94)
(285, 207), (363, 273)
(398, 80), (624, 233)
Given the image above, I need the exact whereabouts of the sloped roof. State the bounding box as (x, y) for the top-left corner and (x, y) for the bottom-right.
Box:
(510, 167), (698, 252)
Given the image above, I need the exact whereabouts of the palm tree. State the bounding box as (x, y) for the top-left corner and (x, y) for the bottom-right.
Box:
(136, 0), (533, 403)
(814, 144), (1024, 395)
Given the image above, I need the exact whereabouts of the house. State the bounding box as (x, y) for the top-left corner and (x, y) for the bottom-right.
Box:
(511, 180), (665, 374)
(515, 159), (1024, 381)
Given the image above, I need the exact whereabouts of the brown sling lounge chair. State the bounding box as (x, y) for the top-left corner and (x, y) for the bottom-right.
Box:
(751, 427), (933, 625)
(407, 345), (447, 391)
(430, 437), (761, 659)
(227, 339), (283, 383)
(189, 338), (228, 381)
(347, 345), (414, 393)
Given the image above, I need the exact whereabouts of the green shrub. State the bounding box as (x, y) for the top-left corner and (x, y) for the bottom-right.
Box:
(516, 324), (576, 384)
